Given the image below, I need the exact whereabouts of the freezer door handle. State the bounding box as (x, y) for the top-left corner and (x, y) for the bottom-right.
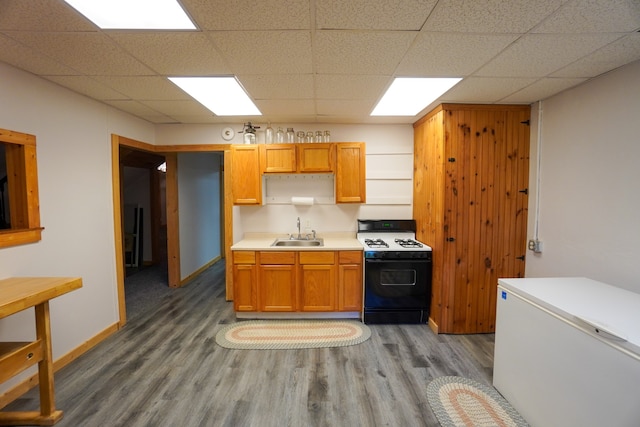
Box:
(574, 315), (628, 342)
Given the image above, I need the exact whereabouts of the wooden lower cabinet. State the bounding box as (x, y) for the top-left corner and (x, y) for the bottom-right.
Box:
(232, 250), (362, 313)
(258, 252), (297, 311)
(338, 251), (363, 311)
(233, 251), (257, 311)
(299, 252), (336, 311)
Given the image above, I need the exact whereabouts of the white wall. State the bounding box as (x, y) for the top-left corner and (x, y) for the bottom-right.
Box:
(526, 60), (640, 293)
(0, 62), (155, 391)
(157, 123), (415, 240)
(177, 152), (222, 278)
(234, 124), (415, 239)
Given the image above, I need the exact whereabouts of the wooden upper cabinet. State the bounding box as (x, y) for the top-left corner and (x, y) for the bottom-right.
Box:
(335, 142), (366, 203)
(260, 144), (296, 173)
(231, 145), (262, 205)
(261, 143), (335, 173)
(297, 144), (335, 172)
(232, 142), (365, 205)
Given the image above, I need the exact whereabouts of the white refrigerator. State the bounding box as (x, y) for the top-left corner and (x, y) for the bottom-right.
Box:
(494, 277), (640, 427)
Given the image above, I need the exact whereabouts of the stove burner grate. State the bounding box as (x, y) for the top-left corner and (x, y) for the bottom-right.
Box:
(394, 238), (423, 248)
(364, 238), (388, 248)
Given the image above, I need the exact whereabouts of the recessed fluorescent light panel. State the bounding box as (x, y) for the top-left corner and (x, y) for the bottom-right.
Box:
(169, 77), (262, 116)
(64, 0), (196, 30)
(371, 77), (462, 116)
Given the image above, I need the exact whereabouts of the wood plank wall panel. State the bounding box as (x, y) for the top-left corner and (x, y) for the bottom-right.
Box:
(414, 104), (530, 334)
(413, 109), (446, 332)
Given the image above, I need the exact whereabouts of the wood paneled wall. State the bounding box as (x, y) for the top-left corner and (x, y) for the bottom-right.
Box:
(414, 104), (530, 334)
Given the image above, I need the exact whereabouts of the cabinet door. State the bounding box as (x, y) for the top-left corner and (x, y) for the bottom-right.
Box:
(233, 251), (257, 311)
(231, 145), (262, 205)
(336, 142), (366, 203)
(260, 144), (296, 173)
(259, 251), (297, 311)
(300, 264), (336, 311)
(259, 265), (297, 311)
(299, 251), (335, 311)
(233, 264), (257, 311)
(338, 251), (363, 311)
(297, 144), (335, 172)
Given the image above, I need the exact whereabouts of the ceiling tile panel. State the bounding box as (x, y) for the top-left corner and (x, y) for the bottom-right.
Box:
(315, 0), (438, 30)
(424, 0), (567, 33)
(441, 77), (538, 102)
(108, 32), (232, 75)
(182, 0), (310, 30)
(255, 99), (316, 116)
(43, 76), (127, 100)
(0, 33), (78, 75)
(533, 0), (640, 33)
(315, 75), (390, 99)
(238, 74), (315, 99)
(396, 32), (520, 76)
(0, 0), (96, 31)
(139, 100), (214, 116)
(93, 76), (190, 100)
(103, 100), (173, 118)
(163, 114), (227, 124)
(552, 33), (640, 77)
(210, 31), (313, 74)
(314, 31), (417, 75)
(475, 33), (624, 77)
(500, 77), (588, 102)
(5, 31), (155, 76)
(316, 99), (376, 116)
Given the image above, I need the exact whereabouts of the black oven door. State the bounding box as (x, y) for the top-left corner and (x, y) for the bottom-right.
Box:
(364, 259), (431, 309)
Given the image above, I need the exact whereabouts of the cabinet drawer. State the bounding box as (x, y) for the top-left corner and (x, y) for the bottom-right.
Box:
(233, 251), (256, 264)
(338, 251), (362, 264)
(259, 251), (296, 265)
(299, 251), (335, 265)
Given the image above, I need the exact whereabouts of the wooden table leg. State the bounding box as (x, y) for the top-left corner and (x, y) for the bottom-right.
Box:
(0, 303), (63, 426)
(34, 301), (63, 424)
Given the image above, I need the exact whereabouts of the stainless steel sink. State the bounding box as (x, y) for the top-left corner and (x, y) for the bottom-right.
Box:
(271, 238), (324, 247)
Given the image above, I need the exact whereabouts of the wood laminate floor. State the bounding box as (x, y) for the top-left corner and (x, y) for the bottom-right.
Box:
(4, 260), (495, 427)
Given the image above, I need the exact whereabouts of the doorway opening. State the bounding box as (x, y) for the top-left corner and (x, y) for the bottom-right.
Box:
(119, 146), (169, 319)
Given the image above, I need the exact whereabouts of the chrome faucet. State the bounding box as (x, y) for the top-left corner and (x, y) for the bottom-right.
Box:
(296, 217), (302, 239)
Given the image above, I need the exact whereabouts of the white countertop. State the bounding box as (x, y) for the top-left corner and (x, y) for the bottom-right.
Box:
(231, 232), (363, 251)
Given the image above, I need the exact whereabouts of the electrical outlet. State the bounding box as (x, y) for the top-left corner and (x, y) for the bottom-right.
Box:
(528, 239), (543, 253)
(305, 219), (311, 228)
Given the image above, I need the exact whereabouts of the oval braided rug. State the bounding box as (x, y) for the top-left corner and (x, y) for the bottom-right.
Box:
(215, 320), (371, 350)
(427, 376), (529, 427)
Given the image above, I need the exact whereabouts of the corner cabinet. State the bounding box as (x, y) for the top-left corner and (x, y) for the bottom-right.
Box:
(231, 142), (365, 205)
(413, 104), (530, 334)
(233, 250), (362, 313)
(230, 145), (262, 205)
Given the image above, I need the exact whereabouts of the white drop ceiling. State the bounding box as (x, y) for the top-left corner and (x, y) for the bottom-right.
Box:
(0, 0), (639, 125)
